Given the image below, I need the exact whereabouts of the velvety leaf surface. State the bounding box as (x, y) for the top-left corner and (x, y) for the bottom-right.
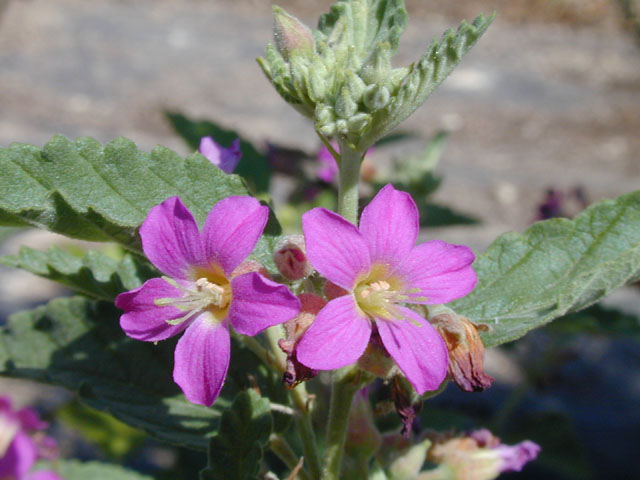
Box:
(317, 0), (408, 58)
(361, 13), (494, 150)
(0, 136), (281, 272)
(0, 246), (155, 301)
(200, 390), (272, 480)
(451, 190), (640, 347)
(0, 297), (283, 450)
(0, 136), (246, 249)
(35, 460), (153, 480)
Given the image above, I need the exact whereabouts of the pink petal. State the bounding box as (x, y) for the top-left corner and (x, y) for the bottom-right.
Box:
(173, 313), (230, 406)
(219, 138), (242, 174)
(116, 278), (192, 342)
(229, 272), (300, 336)
(202, 196), (268, 276)
(16, 408), (47, 431)
(0, 431), (36, 477)
(302, 208), (370, 290)
(296, 295), (372, 370)
(375, 306), (448, 394)
(199, 137), (242, 174)
(359, 184), (419, 269)
(139, 196), (205, 279)
(394, 240), (477, 304)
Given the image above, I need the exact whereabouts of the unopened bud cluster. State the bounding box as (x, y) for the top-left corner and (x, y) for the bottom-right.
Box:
(258, 3), (409, 144)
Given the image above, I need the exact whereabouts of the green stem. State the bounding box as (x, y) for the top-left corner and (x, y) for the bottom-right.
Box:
(336, 139), (363, 224)
(264, 327), (322, 480)
(317, 141), (366, 479)
(320, 367), (363, 480)
(270, 434), (311, 480)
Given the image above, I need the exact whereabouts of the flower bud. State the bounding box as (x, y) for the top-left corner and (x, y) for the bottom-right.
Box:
(334, 86), (358, 119)
(273, 235), (312, 281)
(345, 388), (381, 459)
(347, 113), (371, 133)
(363, 84), (390, 111)
(359, 42), (392, 85)
(272, 6), (314, 61)
(429, 308), (494, 392)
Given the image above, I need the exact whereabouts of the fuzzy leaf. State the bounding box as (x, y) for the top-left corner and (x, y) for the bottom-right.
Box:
(318, 0), (408, 59)
(0, 136), (246, 249)
(0, 246), (155, 301)
(0, 135), (281, 272)
(0, 297), (283, 450)
(451, 190), (640, 347)
(35, 460), (153, 480)
(200, 390), (272, 480)
(360, 13), (494, 150)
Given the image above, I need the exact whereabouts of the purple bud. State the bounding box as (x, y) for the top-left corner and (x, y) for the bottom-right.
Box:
(198, 137), (242, 174)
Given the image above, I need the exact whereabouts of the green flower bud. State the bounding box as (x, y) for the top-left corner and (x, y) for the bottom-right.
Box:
(308, 56), (328, 101)
(315, 104), (334, 125)
(345, 70), (366, 104)
(347, 113), (370, 133)
(363, 84), (390, 111)
(318, 122), (337, 137)
(359, 42), (392, 85)
(335, 118), (349, 134)
(272, 6), (314, 61)
(335, 86), (358, 119)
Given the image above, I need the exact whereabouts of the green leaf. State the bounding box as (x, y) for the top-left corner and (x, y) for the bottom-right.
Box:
(360, 13), (494, 150)
(317, 0), (408, 59)
(35, 460), (153, 480)
(165, 111), (272, 193)
(0, 135), (248, 250)
(0, 296), (283, 450)
(200, 390), (272, 480)
(1, 246), (155, 301)
(0, 135), (281, 273)
(451, 190), (640, 347)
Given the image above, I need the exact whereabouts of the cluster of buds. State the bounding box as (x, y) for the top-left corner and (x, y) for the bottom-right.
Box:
(259, 1), (494, 152)
(259, 3), (408, 147)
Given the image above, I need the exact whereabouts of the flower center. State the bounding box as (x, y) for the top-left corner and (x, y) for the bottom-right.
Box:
(355, 279), (405, 319)
(156, 276), (231, 326)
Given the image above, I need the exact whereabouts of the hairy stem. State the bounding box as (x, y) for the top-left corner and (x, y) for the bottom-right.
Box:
(264, 326), (322, 480)
(336, 139), (363, 224)
(320, 367), (364, 480)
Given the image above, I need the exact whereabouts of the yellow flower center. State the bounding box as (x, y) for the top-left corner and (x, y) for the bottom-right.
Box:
(354, 264), (406, 320)
(156, 267), (232, 326)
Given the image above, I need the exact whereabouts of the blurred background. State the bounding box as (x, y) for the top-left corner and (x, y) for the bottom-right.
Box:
(1, 0), (640, 479)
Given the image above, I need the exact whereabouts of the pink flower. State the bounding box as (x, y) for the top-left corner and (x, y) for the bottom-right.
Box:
(198, 137), (242, 174)
(116, 196), (300, 406)
(296, 184), (477, 394)
(317, 143), (339, 183)
(0, 396), (61, 480)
